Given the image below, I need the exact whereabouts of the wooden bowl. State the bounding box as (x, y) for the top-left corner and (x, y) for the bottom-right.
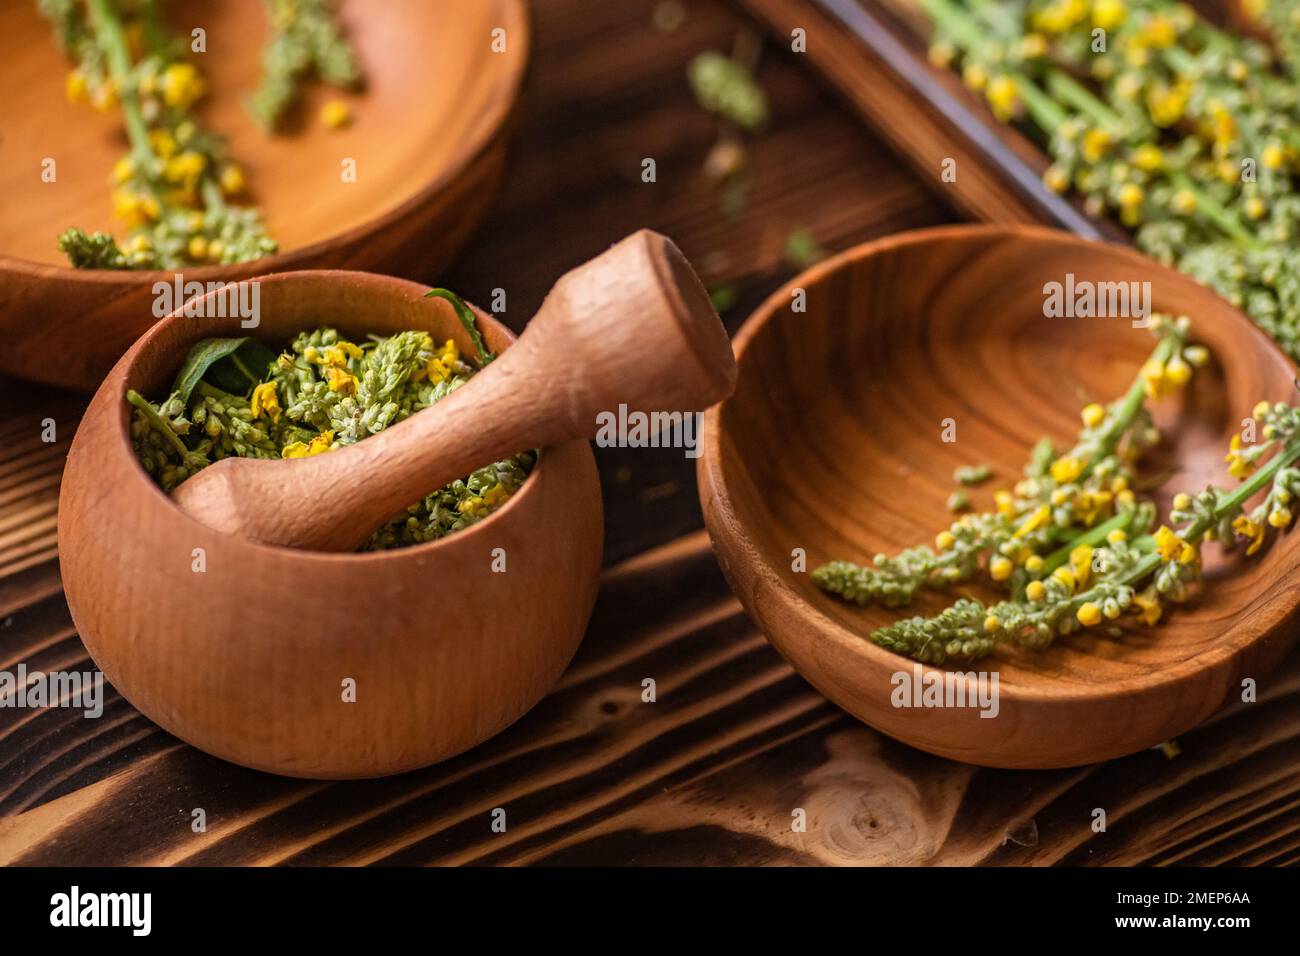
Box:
(698, 224), (1300, 769)
(58, 271), (601, 779)
(0, 0), (529, 390)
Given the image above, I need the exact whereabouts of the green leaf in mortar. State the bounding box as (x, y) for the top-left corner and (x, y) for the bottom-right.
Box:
(425, 288), (494, 366)
(172, 337), (277, 400)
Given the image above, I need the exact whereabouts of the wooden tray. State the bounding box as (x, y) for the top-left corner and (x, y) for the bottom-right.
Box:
(734, 0), (1246, 241)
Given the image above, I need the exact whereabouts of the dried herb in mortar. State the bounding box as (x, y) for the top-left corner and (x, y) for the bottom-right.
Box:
(127, 291), (532, 551)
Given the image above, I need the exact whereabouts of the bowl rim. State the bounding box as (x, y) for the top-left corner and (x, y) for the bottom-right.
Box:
(109, 268), (554, 565)
(700, 221), (1300, 704)
(0, 0), (531, 281)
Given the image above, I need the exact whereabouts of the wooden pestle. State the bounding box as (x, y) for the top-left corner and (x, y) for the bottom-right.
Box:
(170, 230), (737, 550)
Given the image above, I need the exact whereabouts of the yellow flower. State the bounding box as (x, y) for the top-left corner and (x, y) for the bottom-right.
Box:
(188, 235), (209, 261)
(1051, 456), (1085, 484)
(1026, 580), (1047, 602)
(1134, 586), (1163, 626)
(995, 490), (1014, 515)
(962, 62), (989, 92)
(1081, 402), (1106, 428)
(1025, 554), (1044, 574)
(1131, 144), (1164, 172)
(1155, 525), (1198, 565)
(220, 164), (246, 196)
(149, 129), (178, 159)
(1043, 165), (1071, 194)
(457, 496), (487, 516)
(1165, 356), (1192, 386)
(416, 339), (461, 384)
(1118, 183), (1144, 210)
(1052, 566), (1077, 593)
(282, 430), (335, 459)
(1070, 544), (1094, 587)
(91, 79), (118, 112)
(66, 69), (89, 104)
(1081, 128), (1112, 163)
(482, 483), (510, 508)
(1107, 528), (1128, 544)
(983, 614), (1001, 634)
(1140, 14), (1177, 48)
(989, 555), (1013, 581)
(321, 99), (352, 129)
(1262, 143), (1287, 171)
(1224, 434), (1255, 479)
(164, 150), (207, 190)
(936, 530), (956, 551)
(161, 62), (207, 109)
(1077, 602), (1103, 627)
(1015, 504), (1052, 538)
(927, 42), (956, 68)
(1147, 83), (1188, 127)
(1233, 515), (1266, 556)
(1171, 190), (1198, 215)
(326, 366), (358, 395)
(1017, 34), (1048, 59)
(986, 75), (1019, 122)
(250, 382), (281, 423)
(112, 157), (135, 185)
(1092, 0), (1128, 31)
(1268, 508), (1293, 530)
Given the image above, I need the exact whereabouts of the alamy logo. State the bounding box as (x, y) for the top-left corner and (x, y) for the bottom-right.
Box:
(0, 665), (103, 718)
(1043, 273), (1151, 328)
(50, 886), (151, 936)
(890, 663), (999, 718)
(594, 404), (703, 459)
(152, 274), (261, 328)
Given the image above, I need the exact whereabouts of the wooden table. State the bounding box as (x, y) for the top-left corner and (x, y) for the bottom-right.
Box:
(2, 0), (1298, 866)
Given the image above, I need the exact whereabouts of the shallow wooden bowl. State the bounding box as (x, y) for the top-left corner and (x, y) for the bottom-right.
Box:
(58, 271), (601, 779)
(0, 0), (528, 389)
(699, 224), (1300, 769)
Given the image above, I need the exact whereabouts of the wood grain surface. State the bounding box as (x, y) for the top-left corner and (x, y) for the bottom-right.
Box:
(3, 0), (1297, 865)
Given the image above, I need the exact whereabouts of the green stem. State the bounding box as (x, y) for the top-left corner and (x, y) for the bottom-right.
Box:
(1170, 171), (1262, 248)
(126, 389), (190, 458)
(1041, 511), (1133, 575)
(1069, 436), (1300, 610)
(1045, 69), (1122, 130)
(86, 0), (151, 163)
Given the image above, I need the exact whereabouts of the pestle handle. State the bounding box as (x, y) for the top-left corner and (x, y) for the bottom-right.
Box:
(171, 230), (736, 551)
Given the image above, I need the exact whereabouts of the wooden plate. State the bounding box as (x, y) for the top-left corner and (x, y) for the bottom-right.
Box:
(0, 0), (529, 389)
(698, 224), (1300, 769)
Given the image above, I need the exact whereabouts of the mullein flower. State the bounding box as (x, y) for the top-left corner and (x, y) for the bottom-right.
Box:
(921, 0), (1300, 362)
(41, 0), (278, 269)
(250, 0), (362, 130)
(814, 318), (1194, 613)
(866, 401), (1300, 663)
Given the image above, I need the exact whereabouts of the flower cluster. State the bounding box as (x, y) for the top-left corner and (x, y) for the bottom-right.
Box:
(814, 316), (1194, 617)
(41, 0), (277, 269)
(129, 318), (533, 551)
(249, 0), (361, 130)
(920, 0), (1300, 362)
(816, 320), (1300, 664)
